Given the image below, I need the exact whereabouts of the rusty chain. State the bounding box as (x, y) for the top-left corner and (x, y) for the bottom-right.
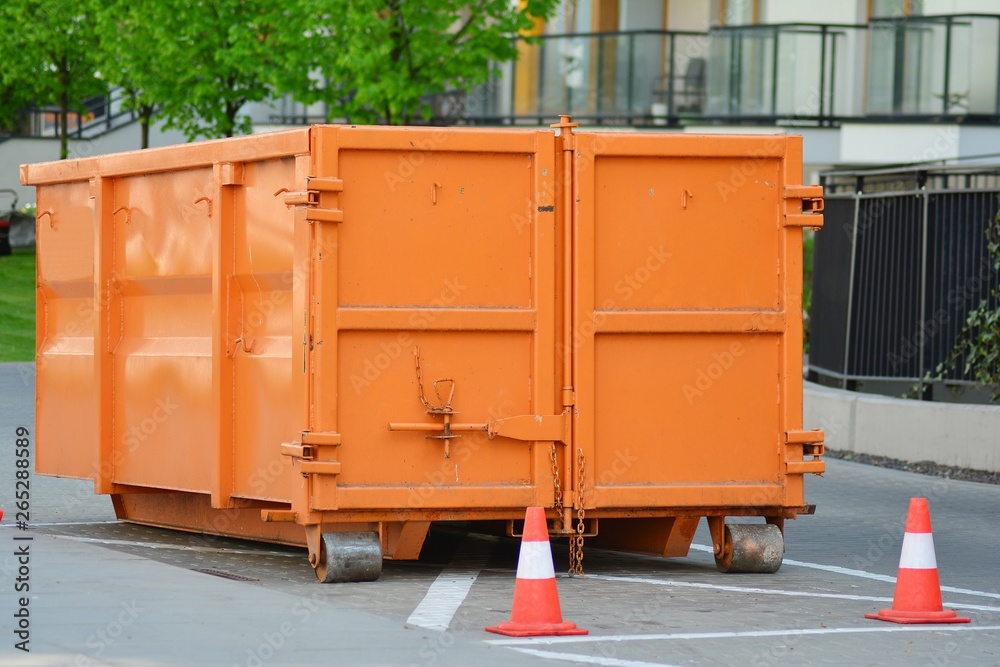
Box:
(569, 447), (586, 577)
(414, 347), (433, 411)
(549, 444), (563, 516)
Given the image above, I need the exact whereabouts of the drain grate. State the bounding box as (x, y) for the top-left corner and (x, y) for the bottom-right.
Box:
(194, 568), (260, 582)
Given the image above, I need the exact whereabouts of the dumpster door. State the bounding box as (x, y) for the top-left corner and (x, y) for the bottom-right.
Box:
(303, 126), (560, 512)
(572, 132), (809, 511)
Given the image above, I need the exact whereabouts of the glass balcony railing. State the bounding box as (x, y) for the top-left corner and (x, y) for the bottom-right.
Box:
(867, 14), (1000, 119)
(456, 30), (712, 126)
(705, 23), (866, 124)
(264, 14), (1000, 128)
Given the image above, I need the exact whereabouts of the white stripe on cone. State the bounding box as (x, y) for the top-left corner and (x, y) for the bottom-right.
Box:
(516, 541), (556, 580)
(899, 532), (938, 570)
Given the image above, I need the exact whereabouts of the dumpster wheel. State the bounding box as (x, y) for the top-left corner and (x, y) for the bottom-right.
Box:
(714, 523), (783, 574)
(314, 531), (383, 583)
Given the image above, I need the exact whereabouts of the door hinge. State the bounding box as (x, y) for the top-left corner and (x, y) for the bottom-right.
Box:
(783, 184), (824, 228)
(282, 177), (344, 223)
(785, 428), (825, 475)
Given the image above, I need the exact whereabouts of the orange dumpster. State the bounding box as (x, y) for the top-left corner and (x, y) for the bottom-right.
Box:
(22, 119), (825, 581)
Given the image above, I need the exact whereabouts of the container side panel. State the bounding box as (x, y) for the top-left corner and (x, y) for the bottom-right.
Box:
(36, 182), (97, 478)
(593, 333), (780, 488)
(307, 126), (556, 512)
(338, 330), (533, 487)
(232, 157), (298, 501)
(114, 169), (215, 492)
(577, 134), (791, 510)
(336, 150), (532, 308)
(593, 156), (782, 311)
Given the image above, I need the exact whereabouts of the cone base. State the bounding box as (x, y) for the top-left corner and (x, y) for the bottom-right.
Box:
(485, 620), (589, 637)
(865, 608), (971, 624)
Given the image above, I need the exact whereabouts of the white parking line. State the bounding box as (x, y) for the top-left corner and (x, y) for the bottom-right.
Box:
(54, 535), (301, 557)
(586, 574), (1000, 614)
(689, 544), (1000, 600)
(406, 536), (496, 631)
(487, 624), (1000, 646)
(509, 647), (685, 667)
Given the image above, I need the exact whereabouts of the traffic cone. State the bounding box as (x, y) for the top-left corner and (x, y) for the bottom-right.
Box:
(865, 498), (970, 624)
(485, 507), (588, 637)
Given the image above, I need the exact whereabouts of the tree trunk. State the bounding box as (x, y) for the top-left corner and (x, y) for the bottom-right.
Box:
(140, 105), (153, 149)
(59, 88), (70, 160)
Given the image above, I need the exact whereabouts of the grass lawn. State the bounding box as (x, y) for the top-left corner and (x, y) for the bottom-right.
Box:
(0, 247), (35, 362)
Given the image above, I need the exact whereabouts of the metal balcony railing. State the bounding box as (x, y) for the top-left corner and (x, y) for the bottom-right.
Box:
(4, 87), (140, 143)
(455, 30), (711, 126)
(866, 14), (1000, 121)
(810, 165), (1000, 402)
(705, 23), (867, 126)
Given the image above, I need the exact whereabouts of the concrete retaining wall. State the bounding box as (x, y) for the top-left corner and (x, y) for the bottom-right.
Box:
(804, 381), (1000, 473)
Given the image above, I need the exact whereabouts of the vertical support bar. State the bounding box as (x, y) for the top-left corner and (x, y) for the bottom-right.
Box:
(570, 129), (596, 512)
(537, 38), (547, 121)
(942, 16), (953, 115)
(292, 153), (313, 429)
(770, 29), (780, 115)
(596, 36), (605, 117)
(843, 189), (862, 388)
(828, 29), (838, 124)
(92, 176), (117, 494)
(917, 182), (929, 397)
(211, 161), (243, 508)
(290, 148), (317, 525)
(551, 115), (579, 516)
(818, 26), (828, 121)
(309, 129), (342, 437)
(667, 34), (677, 119)
(995, 18), (1000, 118)
(779, 136), (804, 503)
(626, 33), (635, 119)
(533, 131), (559, 507)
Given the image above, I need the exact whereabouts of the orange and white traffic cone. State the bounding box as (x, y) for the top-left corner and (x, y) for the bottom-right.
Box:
(865, 497), (970, 624)
(485, 507), (588, 637)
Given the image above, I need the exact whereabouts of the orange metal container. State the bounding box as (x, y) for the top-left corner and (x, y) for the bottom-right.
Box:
(23, 120), (825, 580)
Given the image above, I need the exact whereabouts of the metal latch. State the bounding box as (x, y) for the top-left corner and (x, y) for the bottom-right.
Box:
(785, 429), (825, 475)
(784, 184), (824, 228)
(278, 177), (345, 223)
(388, 348), (570, 457)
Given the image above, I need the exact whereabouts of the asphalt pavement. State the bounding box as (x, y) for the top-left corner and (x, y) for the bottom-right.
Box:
(1, 362), (998, 666)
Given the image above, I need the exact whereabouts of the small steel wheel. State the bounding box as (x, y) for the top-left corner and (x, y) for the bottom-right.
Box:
(314, 531), (383, 583)
(714, 523), (783, 574)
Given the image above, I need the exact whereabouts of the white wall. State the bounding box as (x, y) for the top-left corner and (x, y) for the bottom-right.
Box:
(840, 123), (962, 164)
(920, 0), (1000, 14)
(805, 382), (1000, 472)
(668, 0), (711, 31)
(2, 120), (188, 206)
(619, 0), (663, 30)
(760, 0), (866, 24)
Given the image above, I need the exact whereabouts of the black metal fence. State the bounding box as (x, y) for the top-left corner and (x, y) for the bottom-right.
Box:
(809, 166), (1000, 401)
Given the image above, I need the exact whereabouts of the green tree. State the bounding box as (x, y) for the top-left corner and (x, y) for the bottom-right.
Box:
(282, 0), (558, 125)
(93, 0), (167, 149)
(146, 0), (292, 140)
(0, 79), (32, 136)
(0, 0), (106, 159)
